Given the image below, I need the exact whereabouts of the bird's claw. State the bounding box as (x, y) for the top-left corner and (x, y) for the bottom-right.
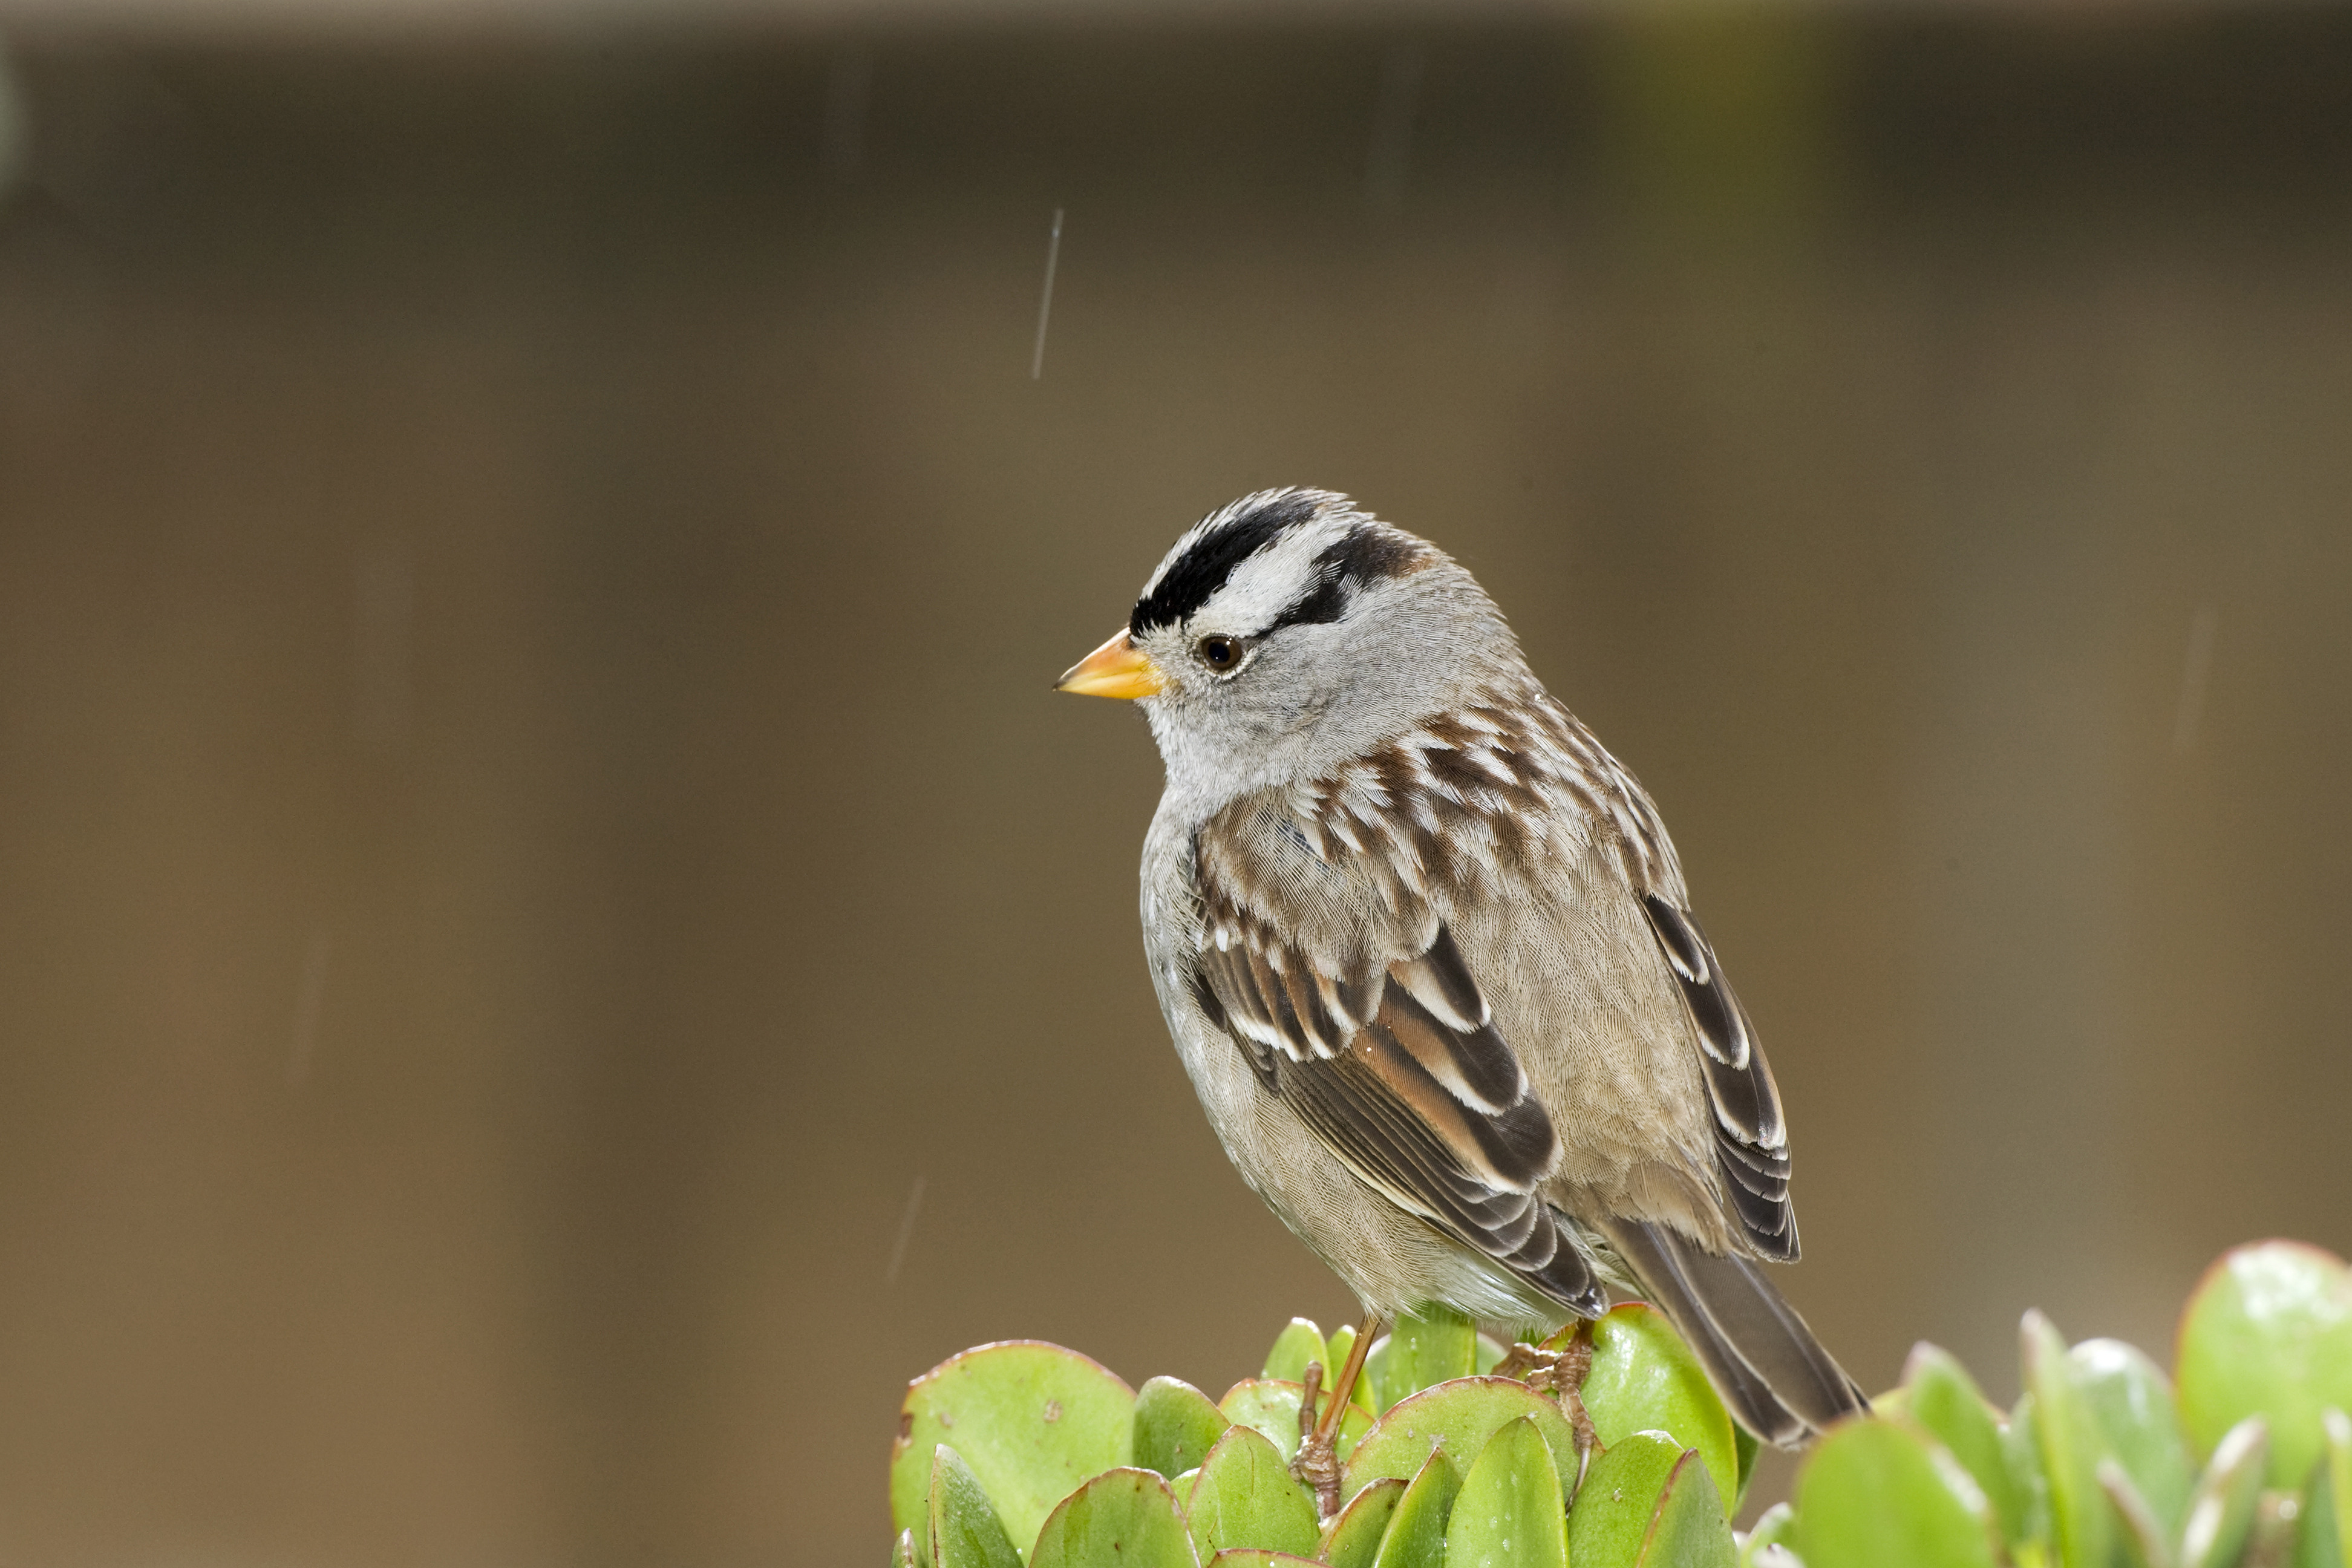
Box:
(1502, 1333), (1600, 1490)
(1290, 1361), (1345, 1519)
(1291, 1428), (1344, 1520)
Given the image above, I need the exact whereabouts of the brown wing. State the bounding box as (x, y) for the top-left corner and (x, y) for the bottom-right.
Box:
(1637, 893), (1797, 1261)
(1194, 916), (1604, 1318)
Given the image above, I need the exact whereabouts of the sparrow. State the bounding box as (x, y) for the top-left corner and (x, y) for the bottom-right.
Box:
(1057, 488), (1866, 1509)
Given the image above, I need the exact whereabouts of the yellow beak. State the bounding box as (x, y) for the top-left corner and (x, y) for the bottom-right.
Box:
(1056, 628), (1165, 700)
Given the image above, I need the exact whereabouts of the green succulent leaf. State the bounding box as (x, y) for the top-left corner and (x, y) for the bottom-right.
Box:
(2178, 1416), (2267, 1568)
(1792, 1417), (2002, 1568)
(929, 1445), (1024, 1568)
(1365, 1334), (1397, 1414)
(1172, 1469), (1200, 1510)
(2096, 1457), (2174, 1568)
(1218, 1379), (1370, 1465)
(1316, 1475), (1406, 1568)
(1264, 1319), (1328, 1386)
(1733, 1423), (1762, 1512)
(1184, 1425), (1320, 1561)
(892, 1342), (1136, 1552)
(2073, 1338), (2197, 1538)
(1325, 1326), (1379, 1416)
(1384, 1304), (1479, 1406)
(1028, 1468), (1196, 1568)
(2293, 1408), (2352, 1568)
(1904, 1342), (2029, 1547)
(1739, 1501), (1796, 1567)
(1200, 1553), (1320, 1566)
(1572, 1303), (1740, 1517)
(1635, 1449), (1738, 1568)
(2177, 1241), (2352, 1491)
(892, 1526), (921, 1568)
(1475, 1334), (1511, 1376)
(1569, 1430), (1687, 1568)
(2005, 1390), (2055, 1554)
(1369, 1448), (1463, 1568)
(1442, 1416), (1569, 1568)
(1137, 1377), (1232, 1480)
(1343, 1376), (1582, 1503)
(2025, 1310), (2116, 1568)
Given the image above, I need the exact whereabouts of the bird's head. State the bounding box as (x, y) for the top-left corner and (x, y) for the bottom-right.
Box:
(1057, 488), (1522, 805)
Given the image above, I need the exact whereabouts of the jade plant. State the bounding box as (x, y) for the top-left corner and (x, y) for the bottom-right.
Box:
(889, 1239), (2352, 1568)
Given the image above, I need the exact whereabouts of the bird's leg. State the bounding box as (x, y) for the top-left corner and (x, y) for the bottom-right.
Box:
(1291, 1315), (1380, 1520)
(1488, 1341), (1560, 1382)
(1522, 1323), (1599, 1493)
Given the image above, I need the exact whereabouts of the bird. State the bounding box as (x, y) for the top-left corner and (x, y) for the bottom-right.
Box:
(1056, 486), (1867, 1509)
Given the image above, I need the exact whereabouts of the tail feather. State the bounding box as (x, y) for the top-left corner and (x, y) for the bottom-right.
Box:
(1596, 1217), (1869, 1447)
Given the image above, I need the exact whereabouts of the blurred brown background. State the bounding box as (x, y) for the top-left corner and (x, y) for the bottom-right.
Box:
(0, 3), (2348, 1562)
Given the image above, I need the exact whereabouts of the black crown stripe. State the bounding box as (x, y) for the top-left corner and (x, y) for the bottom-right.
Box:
(1129, 491), (1324, 636)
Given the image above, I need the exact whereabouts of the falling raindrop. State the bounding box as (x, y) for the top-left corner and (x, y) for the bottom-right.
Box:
(886, 1172), (927, 1283)
(2171, 605), (2218, 755)
(1030, 207), (1064, 381)
(286, 930), (332, 1086)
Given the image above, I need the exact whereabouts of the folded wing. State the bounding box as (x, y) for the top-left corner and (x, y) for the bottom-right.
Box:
(1193, 906), (1602, 1318)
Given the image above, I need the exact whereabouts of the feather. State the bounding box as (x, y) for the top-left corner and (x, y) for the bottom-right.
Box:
(1599, 1217), (1868, 1446)
(1188, 887), (1596, 1316)
(1638, 893), (1800, 1262)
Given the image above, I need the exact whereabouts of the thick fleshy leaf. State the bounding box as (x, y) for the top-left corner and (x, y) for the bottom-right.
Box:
(1635, 1449), (1738, 1568)
(930, 1446), (1023, 1568)
(1264, 1319), (1328, 1385)
(1384, 1304), (1478, 1406)
(1369, 1448), (1462, 1568)
(2298, 1408), (2352, 1568)
(1028, 1468), (1196, 1568)
(892, 1526), (920, 1568)
(2025, 1310), (2114, 1568)
(1442, 1417), (1568, 1568)
(1739, 1501), (1796, 1567)
(1732, 1425), (1761, 1512)
(2073, 1338), (2196, 1538)
(1184, 1425), (1320, 1561)
(1218, 1379), (1370, 1465)
(1136, 1377), (1232, 1480)
(1569, 1304), (1740, 1516)
(1792, 1418), (2001, 1568)
(1317, 1475), (1406, 1568)
(1365, 1334), (1397, 1414)
(2178, 1242), (2352, 1490)
(2180, 1416), (2267, 1568)
(1904, 1343), (2028, 1547)
(1343, 1376), (1582, 1501)
(2097, 1457), (2174, 1568)
(1325, 1326), (1379, 1415)
(2007, 1390), (2054, 1552)
(892, 1342), (1135, 1550)
(1569, 1431), (1687, 1568)
(1172, 1469), (1200, 1510)
(1201, 1553), (1320, 1566)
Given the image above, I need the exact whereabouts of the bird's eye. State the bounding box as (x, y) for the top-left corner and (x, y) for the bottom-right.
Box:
(1196, 635), (1242, 671)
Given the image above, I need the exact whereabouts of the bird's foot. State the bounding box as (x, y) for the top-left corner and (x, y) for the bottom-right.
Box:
(1289, 1362), (1345, 1517)
(1293, 1314), (1380, 1520)
(1514, 1329), (1599, 1488)
(1488, 1341), (1561, 1382)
